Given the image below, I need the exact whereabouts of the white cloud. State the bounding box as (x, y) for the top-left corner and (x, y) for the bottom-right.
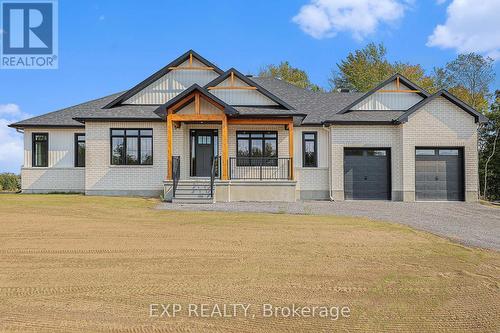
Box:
(427, 0), (500, 59)
(292, 0), (411, 40)
(0, 104), (32, 173)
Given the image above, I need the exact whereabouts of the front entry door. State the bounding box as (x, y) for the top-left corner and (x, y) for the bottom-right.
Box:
(191, 130), (217, 177)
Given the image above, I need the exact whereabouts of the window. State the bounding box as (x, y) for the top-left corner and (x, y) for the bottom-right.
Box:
(367, 150), (387, 156)
(32, 133), (48, 167)
(302, 132), (317, 167)
(236, 131), (277, 166)
(416, 149), (435, 156)
(439, 149), (459, 156)
(75, 134), (85, 167)
(110, 129), (153, 165)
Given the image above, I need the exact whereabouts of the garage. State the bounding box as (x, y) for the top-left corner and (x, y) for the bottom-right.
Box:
(344, 148), (391, 200)
(415, 148), (464, 201)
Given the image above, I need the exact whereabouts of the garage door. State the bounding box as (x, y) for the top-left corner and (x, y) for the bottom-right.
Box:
(344, 148), (391, 200)
(415, 148), (464, 201)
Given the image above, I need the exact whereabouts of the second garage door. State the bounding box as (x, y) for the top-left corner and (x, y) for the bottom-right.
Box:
(344, 148), (391, 200)
(415, 148), (464, 201)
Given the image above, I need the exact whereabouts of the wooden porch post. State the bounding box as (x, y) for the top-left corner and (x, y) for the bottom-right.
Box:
(221, 116), (228, 180)
(288, 120), (294, 180)
(167, 113), (173, 180)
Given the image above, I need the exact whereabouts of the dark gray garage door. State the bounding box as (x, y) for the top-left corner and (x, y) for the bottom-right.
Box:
(344, 148), (391, 200)
(415, 148), (464, 201)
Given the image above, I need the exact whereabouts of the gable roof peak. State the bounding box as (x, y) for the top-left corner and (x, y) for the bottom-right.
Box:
(102, 50), (223, 109)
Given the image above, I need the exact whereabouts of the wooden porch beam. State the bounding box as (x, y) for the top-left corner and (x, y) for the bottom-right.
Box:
(194, 92), (200, 115)
(167, 115), (173, 180)
(221, 116), (228, 180)
(169, 114), (226, 122)
(288, 120), (294, 180)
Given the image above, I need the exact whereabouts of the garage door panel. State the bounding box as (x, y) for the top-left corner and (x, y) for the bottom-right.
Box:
(344, 148), (391, 200)
(415, 148), (464, 201)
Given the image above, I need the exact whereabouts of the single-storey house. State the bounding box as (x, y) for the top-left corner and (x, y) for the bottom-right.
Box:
(9, 50), (487, 203)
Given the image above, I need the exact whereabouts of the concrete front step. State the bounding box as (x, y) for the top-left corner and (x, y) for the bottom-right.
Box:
(172, 197), (214, 204)
(172, 180), (214, 203)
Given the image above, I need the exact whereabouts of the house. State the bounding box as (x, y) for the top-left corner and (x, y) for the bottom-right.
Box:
(9, 50), (487, 203)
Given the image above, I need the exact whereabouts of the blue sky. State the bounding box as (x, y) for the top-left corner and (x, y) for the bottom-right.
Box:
(1, 0), (499, 173)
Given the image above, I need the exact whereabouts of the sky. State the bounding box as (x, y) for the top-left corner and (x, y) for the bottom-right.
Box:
(1, 0), (499, 173)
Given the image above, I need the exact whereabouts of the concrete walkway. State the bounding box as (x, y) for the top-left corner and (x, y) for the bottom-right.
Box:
(158, 201), (500, 251)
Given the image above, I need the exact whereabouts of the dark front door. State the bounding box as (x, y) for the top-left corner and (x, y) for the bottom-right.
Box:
(191, 130), (217, 177)
(415, 148), (464, 201)
(344, 148), (391, 200)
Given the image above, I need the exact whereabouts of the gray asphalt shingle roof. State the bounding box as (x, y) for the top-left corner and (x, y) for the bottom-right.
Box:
(250, 77), (364, 124)
(9, 76), (400, 128)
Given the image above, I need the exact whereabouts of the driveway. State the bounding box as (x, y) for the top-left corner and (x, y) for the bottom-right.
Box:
(158, 201), (500, 250)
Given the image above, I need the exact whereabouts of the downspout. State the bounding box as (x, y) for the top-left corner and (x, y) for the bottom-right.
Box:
(323, 123), (334, 201)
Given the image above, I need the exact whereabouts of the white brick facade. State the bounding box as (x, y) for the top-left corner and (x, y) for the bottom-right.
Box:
(401, 97), (479, 201)
(20, 98), (480, 201)
(329, 96), (479, 202)
(85, 121), (167, 196)
(21, 128), (85, 193)
(330, 125), (403, 201)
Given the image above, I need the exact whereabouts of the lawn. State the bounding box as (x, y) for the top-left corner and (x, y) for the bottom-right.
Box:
(0, 194), (498, 332)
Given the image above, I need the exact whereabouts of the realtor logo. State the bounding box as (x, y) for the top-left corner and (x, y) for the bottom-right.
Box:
(1, 0), (58, 69)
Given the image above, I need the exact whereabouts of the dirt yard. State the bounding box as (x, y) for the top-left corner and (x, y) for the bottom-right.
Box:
(0, 195), (498, 332)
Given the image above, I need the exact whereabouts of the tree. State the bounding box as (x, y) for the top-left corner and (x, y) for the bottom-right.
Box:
(479, 91), (500, 201)
(434, 53), (494, 113)
(259, 61), (321, 90)
(330, 43), (392, 92)
(331, 43), (437, 93)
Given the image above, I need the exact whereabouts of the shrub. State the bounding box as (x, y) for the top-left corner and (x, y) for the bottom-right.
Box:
(0, 173), (21, 192)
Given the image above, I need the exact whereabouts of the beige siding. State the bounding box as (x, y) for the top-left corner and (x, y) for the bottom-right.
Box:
(401, 97), (479, 201)
(352, 81), (423, 110)
(85, 121), (167, 196)
(330, 125), (403, 201)
(21, 128), (85, 192)
(210, 77), (278, 106)
(23, 128), (83, 168)
(124, 62), (219, 105)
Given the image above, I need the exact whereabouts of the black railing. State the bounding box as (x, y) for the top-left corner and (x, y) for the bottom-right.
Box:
(210, 156), (219, 198)
(172, 156), (180, 197)
(229, 157), (291, 180)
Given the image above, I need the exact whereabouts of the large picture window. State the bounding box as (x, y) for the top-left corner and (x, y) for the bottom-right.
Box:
(32, 133), (48, 167)
(236, 131), (277, 166)
(110, 129), (153, 165)
(75, 133), (85, 167)
(302, 132), (317, 167)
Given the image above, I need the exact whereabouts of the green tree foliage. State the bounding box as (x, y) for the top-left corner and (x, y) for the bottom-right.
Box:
(330, 43), (437, 93)
(0, 173), (20, 192)
(434, 53), (494, 113)
(259, 61), (322, 91)
(479, 91), (500, 201)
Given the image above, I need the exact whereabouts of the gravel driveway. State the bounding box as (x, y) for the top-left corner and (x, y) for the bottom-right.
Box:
(158, 201), (500, 250)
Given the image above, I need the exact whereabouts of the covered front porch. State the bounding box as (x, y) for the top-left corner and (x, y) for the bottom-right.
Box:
(161, 85), (297, 202)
